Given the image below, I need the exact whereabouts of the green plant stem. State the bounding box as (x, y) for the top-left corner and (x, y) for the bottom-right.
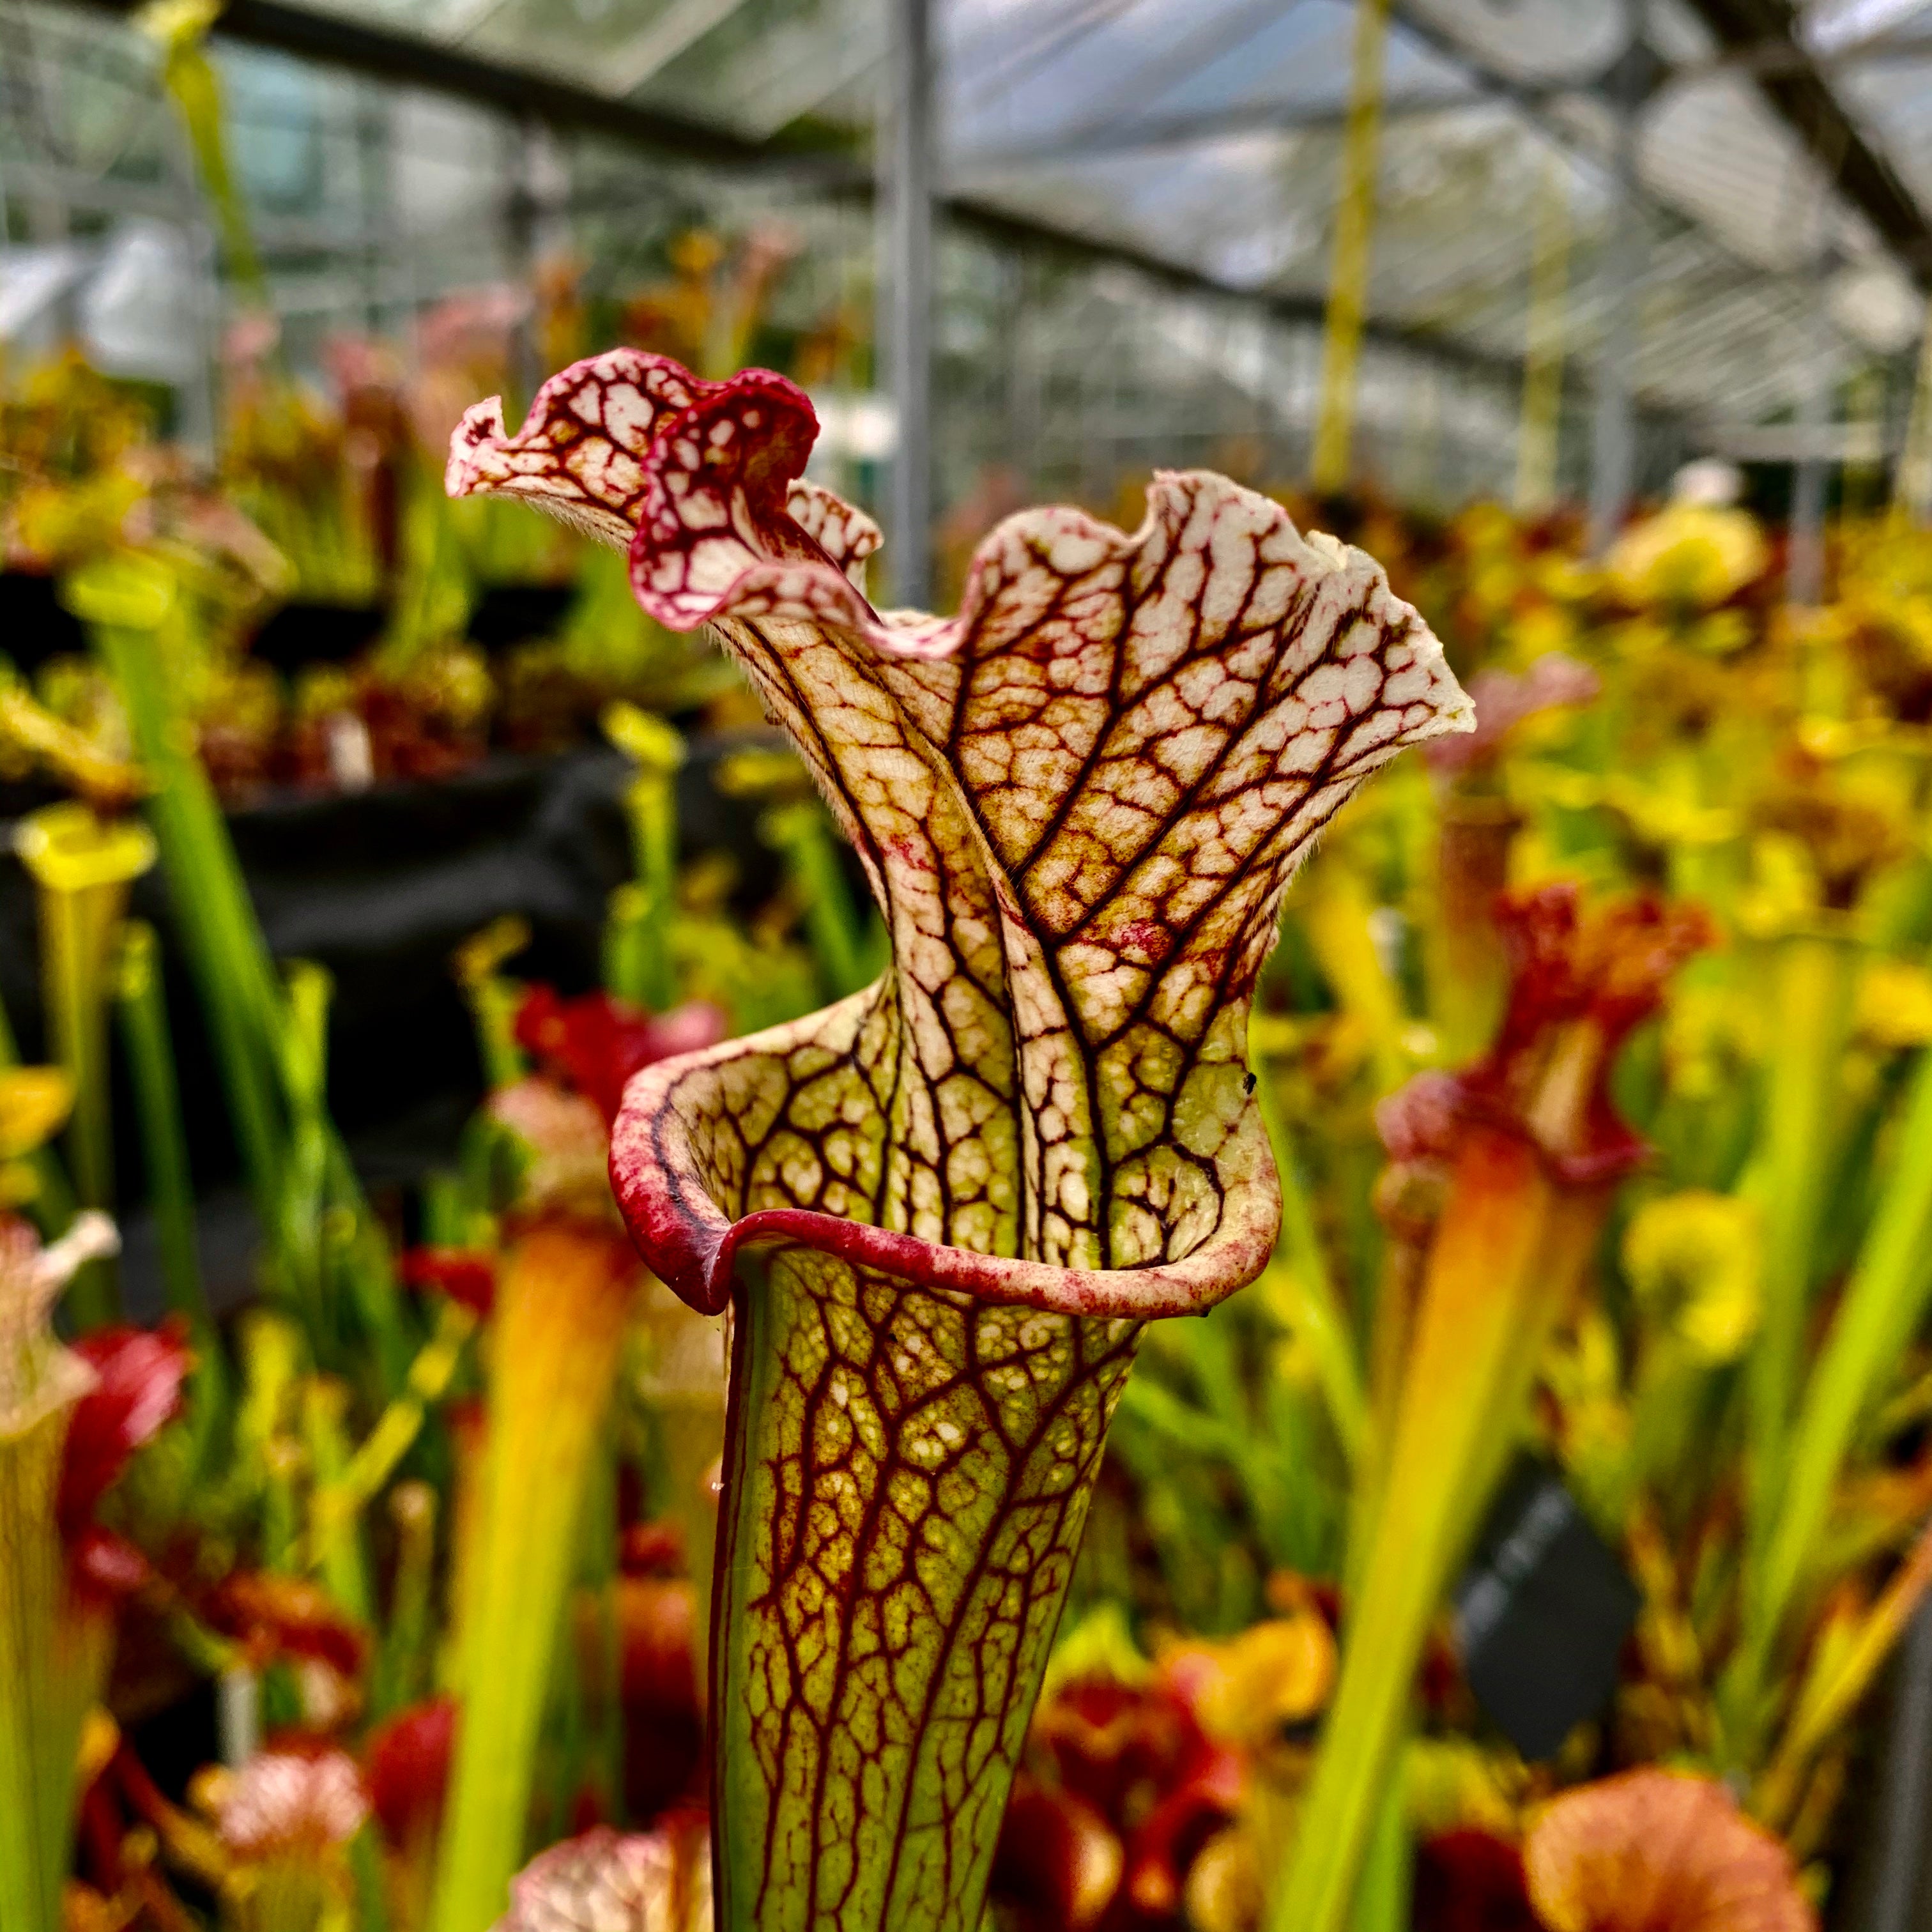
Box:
(1347, 1230), (1427, 1605)
(420, 1171), (467, 1248)
(578, 1435), (624, 1826)
(93, 581), (405, 1378)
(1754, 1508), (1932, 1829)
(371, 1481), (437, 1724)
(1257, 1067), (1367, 1462)
(351, 1826), (392, 1932)
(302, 1377), (374, 1623)
(1738, 1023), (1932, 1733)
(1605, 1343), (1708, 1528)
(604, 706), (684, 1011)
(1270, 1130), (1606, 1932)
(1429, 796), (1521, 1064)
(478, 985), (528, 1091)
(114, 921), (210, 1331)
(0, 1400), (111, 1932)
(762, 802), (878, 1000)
(624, 772), (680, 1013)
(603, 884), (652, 1009)
(1119, 1372), (1287, 1542)
(452, 918), (531, 1094)
(114, 919), (231, 1473)
(1749, 930), (1853, 1498)
(91, 583), (413, 1392)
(89, 609), (287, 1218)
(38, 886), (113, 1212)
(429, 1226), (636, 1932)
(1300, 864), (1409, 1097)
(151, 8), (266, 296)
(461, 974), (526, 1094)
(303, 1298), (473, 1583)
(1351, 1773), (1413, 1932)
(233, 1855), (335, 1932)
(0, 1411), (72, 1932)
(326, 1137), (416, 1400)
(276, 963), (334, 1347)
(1730, 926), (1855, 1762)
(27, 868), (130, 1327)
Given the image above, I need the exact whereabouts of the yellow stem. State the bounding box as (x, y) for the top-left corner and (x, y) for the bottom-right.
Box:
(303, 1300), (477, 1571)
(0, 1406), (113, 1932)
(1271, 1129), (1606, 1932)
(1430, 797), (1522, 1066)
(1754, 1511), (1932, 1830)
(15, 804), (158, 1326)
(429, 1223), (638, 1932)
(0, 1410), (72, 1932)
(1311, 0), (1391, 495)
(1514, 160), (1572, 517)
(1299, 865), (1409, 1097)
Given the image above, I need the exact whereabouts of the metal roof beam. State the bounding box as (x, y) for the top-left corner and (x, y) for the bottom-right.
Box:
(70, 0), (859, 171)
(1675, 0), (1932, 284)
(956, 86), (1553, 168)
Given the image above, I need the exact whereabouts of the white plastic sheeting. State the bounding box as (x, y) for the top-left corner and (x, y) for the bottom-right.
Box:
(0, 222), (203, 381)
(194, 0), (1932, 432)
(6, 0), (1931, 471)
(79, 219), (204, 381)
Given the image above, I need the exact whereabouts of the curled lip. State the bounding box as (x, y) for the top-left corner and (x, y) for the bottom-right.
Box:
(609, 990), (1284, 1321)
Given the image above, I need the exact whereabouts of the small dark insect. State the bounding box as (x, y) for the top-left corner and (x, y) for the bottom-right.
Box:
(1243, 1071), (1257, 1094)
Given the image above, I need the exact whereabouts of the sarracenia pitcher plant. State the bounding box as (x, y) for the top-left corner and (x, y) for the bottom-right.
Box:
(0, 1193), (143, 1932)
(1277, 885), (1710, 1932)
(13, 803), (157, 1329)
(447, 348), (1473, 1931)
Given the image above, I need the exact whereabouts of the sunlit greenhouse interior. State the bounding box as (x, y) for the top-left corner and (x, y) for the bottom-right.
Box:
(11, 2), (1932, 1929)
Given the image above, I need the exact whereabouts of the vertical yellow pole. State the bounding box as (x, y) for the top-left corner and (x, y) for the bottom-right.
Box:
(1311, 0), (1392, 495)
(1892, 299), (1932, 528)
(1514, 159), (1572, 516)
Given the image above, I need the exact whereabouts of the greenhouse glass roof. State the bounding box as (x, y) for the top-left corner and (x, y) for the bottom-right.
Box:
(18, 0), (1932, 441)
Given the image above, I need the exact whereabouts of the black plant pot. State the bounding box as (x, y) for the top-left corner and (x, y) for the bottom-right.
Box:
(1830, 1602), (1932, 1928)
(467, 582), (578, 654)
(0, 570), (88, 676)
(0, 732), (792, 1317)
(247, 600), (388, 676)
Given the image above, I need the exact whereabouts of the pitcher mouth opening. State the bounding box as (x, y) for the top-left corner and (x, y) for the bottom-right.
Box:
(610, 1011), (1284, 1322)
